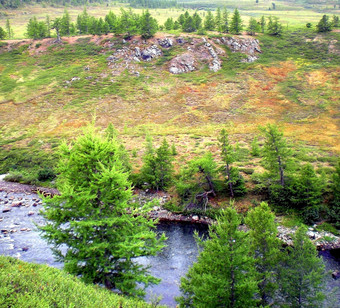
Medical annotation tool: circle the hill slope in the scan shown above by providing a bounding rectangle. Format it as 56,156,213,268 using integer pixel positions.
0,30,339,173
0,256,155,307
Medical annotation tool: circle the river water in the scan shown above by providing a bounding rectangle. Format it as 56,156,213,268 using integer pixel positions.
0,190,339,307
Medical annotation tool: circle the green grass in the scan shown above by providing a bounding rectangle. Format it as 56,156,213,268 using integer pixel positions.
0,256,154,308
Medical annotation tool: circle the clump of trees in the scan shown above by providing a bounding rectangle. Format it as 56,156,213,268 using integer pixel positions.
177,203,328,307
25,8,159,40
164,8,243,35
39,125,166,297
132,124,337,227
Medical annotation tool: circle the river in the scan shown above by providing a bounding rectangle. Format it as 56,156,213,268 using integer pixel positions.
0,189,340,307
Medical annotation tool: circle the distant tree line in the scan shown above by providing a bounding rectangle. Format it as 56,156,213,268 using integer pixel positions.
125,0,177,9
163,8,285,36
131,124,339,226
0,0,176,8
23,8,158,40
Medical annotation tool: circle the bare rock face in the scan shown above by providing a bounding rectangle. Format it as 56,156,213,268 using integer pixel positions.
168,37,224,74
217,36,261,61
169,53,197,74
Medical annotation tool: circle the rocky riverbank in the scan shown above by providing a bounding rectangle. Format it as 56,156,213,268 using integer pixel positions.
1,180,339,251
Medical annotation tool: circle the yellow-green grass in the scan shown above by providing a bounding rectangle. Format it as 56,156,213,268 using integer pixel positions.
0,256,156,308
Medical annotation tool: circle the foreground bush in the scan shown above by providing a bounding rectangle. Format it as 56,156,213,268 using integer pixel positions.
0,256,153,308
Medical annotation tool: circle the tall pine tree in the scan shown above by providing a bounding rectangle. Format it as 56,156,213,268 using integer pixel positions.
177,207,258,307
278,226,326,307
230,9,243,35
246,202,282,306
39,126,165,297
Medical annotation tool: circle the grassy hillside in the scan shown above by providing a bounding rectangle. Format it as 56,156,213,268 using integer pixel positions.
0,27,339,178
0,256,155,307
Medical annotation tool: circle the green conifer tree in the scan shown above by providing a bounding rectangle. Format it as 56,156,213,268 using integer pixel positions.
215,7,222,33
140,10,158,39
260,124,291,186
293,163,324,224
267,16,283,36
246,202,282,306
329,159,340,227
177,207,258,307
120,8,139,39
260,15,266,33
39,127,166,297
251,136,260,157
164,17,174,30
278,226,326,307
60,9,71,36
176,152,218,211
192,11,202,31
0,26,6,40
221,7,229,33
317,15,332,32
5,18,13,39
204,10,215,31
247,17,260,36
230,9,243,35
141,137,173,191
183,16,195,32
46,15,51,37
218,129,246,197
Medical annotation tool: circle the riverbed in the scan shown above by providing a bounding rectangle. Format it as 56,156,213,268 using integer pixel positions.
0,188,340,307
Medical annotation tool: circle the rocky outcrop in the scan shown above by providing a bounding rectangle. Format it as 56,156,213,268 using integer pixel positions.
217,36,261,62
277,225,340,250
169,52,197,74
168,37,224,74
104,35,262,76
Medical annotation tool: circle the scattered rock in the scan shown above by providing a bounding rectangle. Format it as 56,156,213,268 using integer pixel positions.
241,55,259,63
2,208,11,213
209,58,221,72
141,45,162,61
71,77,80,82
135,47,141,57
176,37,185,44
28,211,34,216
192,215,199,221
22,247,29,252
158,38,173,48
332,270,340,280
11,201,22,207
20,228,31,232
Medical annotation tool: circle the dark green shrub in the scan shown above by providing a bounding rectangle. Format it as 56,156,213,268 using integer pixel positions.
37,168,56,181
302,206,320,224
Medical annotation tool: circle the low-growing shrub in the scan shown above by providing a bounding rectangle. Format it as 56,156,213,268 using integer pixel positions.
37,168,56,181
4,171,38,185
